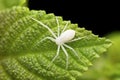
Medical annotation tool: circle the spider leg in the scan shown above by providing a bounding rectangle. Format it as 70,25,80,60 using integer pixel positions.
68,37,85,43
61,21,69,33
40,37,55,42
63,44,80,59
48,45,60,68
31,17,57,38
51,45,60,63
56,17,60,37
32,37,55,48
61,45,69,69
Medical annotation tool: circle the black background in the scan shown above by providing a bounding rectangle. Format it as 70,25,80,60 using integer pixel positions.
28,0,120,37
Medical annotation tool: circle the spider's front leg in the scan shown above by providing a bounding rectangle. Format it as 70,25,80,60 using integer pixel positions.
40,37,55,42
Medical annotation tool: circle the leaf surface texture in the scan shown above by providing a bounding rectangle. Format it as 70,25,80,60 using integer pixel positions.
0,7,111,80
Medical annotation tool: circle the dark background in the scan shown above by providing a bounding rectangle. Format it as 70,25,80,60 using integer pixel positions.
28,0,120,37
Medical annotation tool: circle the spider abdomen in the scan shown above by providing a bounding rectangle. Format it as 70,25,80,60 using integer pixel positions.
55,30,75,45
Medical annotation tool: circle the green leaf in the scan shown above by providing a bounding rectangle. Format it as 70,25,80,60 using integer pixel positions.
0,0,27,10
0,7,111,80
107,31,120,63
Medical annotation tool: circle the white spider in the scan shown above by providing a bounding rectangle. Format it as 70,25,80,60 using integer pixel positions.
31,17,83,69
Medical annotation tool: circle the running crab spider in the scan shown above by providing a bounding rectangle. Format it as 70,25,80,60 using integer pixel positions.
31,17,84,69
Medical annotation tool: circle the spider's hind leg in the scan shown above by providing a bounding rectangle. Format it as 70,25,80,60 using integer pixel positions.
68,37,85,43
63,44,80,60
